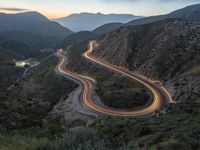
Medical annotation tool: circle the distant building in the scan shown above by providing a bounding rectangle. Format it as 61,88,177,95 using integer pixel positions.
15,61,30,68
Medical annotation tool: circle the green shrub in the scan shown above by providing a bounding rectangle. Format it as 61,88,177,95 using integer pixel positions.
40,128,107,150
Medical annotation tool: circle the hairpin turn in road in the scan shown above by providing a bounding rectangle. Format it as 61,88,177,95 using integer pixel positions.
55,41,175,117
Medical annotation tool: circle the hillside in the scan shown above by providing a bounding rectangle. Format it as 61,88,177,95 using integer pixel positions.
0,37,33,62
59,31,99,48
93,22,124,34
0,11,73,39
93,4,200,35
0,6,200,150
0,37,34,90
54,12,142,32
0,52,77,150
92,19,200,102
0,31,60,51
60,37,151,110
0,11,73,50
127,3,200,26
40,102,200,150
44,18,200,150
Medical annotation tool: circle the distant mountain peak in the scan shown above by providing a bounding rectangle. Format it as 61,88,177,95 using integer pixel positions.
11,11,44,16
14,11,49,21
0,11,73,40
54,12,143,32
127,3,200,26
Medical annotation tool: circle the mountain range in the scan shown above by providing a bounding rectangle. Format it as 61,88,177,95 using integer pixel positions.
127,3,200,26
0,11,73,50
93,4,200,34
0,11,73,38
54,12,142,32
1,4,199,51
57,4,200,49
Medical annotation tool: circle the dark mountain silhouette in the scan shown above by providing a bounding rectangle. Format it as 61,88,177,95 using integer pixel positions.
93,4,200,35
0,11,73,39
127,4,200,26
0,11,74,50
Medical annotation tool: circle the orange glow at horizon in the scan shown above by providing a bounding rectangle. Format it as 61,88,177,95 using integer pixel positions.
43,12,70,19
0,9,70,19
0,0,199,19
0,9,160,19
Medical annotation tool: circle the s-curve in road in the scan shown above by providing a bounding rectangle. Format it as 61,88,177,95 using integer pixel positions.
55,42,175,117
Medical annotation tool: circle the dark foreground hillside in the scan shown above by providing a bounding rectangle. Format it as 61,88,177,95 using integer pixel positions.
0,38,77,149
40,102,200,150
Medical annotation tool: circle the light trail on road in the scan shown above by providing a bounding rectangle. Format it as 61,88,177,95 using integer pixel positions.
55,41,175,117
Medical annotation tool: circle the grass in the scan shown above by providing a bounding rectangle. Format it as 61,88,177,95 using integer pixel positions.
0,134,48,150
38,102,200,150
39,128,106,150
90,103,200,149
0,54,77,149
0,121,64,150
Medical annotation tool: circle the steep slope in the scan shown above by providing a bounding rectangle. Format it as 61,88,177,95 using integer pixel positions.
169,3,200,20
0,54,77,149
127,3,200,26
54,12,142,32
0,11,73,40
0,37,32,88
0,11,74,50
59,31,99,48
0,37,33,62
0,31,60,50
93,22,124,34
91,4,200,36
40,102,200,150
92,19,200,102
60,39,150,110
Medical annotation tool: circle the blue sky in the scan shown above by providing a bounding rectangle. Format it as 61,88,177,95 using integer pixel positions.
0,0,199,18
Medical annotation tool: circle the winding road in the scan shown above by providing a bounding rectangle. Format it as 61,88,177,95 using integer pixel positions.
55,41,175,117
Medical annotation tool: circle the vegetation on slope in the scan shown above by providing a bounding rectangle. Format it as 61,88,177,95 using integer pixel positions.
93,19,200,102
58,31,99,49
61,41,151,109
0,52,77,149
0,31,60,51
38,102,200,150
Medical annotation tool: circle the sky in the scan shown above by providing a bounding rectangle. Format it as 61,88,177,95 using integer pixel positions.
0,0,199,19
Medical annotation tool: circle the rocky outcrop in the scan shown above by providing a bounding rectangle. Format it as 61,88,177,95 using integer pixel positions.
166,75,200,102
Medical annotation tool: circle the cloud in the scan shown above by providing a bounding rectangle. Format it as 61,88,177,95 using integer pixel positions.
158,0,199,3
100,0,200,2
0,7,28,12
